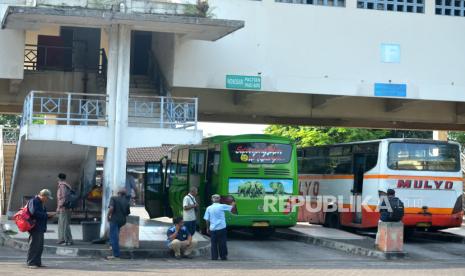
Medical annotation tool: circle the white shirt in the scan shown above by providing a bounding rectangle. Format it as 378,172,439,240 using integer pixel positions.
203,203,233,231
183,194,197,222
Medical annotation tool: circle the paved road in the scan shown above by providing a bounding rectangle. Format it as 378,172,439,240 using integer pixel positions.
2,231,465,276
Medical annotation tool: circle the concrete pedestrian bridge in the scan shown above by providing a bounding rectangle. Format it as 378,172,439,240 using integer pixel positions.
0,0,465,234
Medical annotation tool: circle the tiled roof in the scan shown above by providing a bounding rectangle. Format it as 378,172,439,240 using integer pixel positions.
97,145,173,165
127,145,173,165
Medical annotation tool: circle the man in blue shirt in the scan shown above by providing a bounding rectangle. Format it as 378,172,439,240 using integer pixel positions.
203,194,235,261
27,189,55,268
166,217,197,259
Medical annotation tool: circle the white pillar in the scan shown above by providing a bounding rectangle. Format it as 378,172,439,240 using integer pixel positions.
101,24,131,237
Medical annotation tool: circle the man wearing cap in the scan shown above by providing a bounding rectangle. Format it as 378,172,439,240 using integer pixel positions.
106,188,130,260
203,194,235,261
27,189,55,268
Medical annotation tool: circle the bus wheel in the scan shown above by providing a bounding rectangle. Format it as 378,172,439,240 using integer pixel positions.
324,212,341,229
404,228,415,240
252,227,275,239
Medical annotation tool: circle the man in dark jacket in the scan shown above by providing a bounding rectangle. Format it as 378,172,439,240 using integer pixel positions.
106,188,130,260
27,189,55,268
379,189,404,222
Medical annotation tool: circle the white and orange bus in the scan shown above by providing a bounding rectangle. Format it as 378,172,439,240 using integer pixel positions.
297,139,463,231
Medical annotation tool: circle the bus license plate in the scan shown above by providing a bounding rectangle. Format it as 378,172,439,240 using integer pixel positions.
253,222,269,227
416,222,431,228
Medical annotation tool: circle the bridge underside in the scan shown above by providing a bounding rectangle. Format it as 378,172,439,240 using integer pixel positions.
172,88,465,131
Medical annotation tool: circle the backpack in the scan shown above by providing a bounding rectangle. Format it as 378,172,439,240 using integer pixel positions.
388,197,404,222
63,186,80,209
13,202,35,232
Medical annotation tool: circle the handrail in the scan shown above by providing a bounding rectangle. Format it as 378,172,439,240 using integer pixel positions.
128,95,198,129
1,127,20,144
28,90,109,98
21,91,108,127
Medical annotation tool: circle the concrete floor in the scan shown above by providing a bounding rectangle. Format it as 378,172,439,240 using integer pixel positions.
2,229,465,275
3,207,465,275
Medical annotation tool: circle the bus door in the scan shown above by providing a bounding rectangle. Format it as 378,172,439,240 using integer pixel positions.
205,150,216,202
352,154,366,224
189,150,206,191
144,161,166,218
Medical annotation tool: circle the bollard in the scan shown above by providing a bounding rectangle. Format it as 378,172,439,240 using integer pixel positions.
376,221,404,252
119,215,140,249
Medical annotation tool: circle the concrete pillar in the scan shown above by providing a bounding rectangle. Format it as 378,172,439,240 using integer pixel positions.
101,24,131,237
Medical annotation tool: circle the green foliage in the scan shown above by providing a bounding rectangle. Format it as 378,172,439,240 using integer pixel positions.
0,114,20,128
184,0,213,17
448,131,465,145
264,125,433,147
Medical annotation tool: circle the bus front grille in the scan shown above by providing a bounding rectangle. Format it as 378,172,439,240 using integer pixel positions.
264,168,290,176
232,168,260,175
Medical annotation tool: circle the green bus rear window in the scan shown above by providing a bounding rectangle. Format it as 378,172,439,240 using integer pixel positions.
228,143,292,164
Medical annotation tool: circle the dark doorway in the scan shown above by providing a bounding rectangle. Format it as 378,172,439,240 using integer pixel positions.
352,154,366,224
131,31,152,75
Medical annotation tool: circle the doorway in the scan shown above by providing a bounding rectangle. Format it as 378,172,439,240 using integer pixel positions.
131,31,152,75
352,154,366,224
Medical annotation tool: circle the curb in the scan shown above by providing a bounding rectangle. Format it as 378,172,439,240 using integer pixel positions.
0,223,210,259
274,229,407,260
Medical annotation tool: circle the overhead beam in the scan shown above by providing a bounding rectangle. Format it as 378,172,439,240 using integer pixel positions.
384,99,416,113
311,95,345,109
456,102,465,116
199,113,465,131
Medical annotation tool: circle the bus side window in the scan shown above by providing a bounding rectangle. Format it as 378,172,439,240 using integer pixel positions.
213,152,220,175
190,151,206,175
178,148,189,175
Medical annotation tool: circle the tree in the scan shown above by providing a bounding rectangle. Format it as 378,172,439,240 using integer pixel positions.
448,131,465,145
264,125,432,147
0,114,20,128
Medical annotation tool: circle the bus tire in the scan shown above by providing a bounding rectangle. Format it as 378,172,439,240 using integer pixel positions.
404,228,415,240
324,212,341,229
252,227,275,239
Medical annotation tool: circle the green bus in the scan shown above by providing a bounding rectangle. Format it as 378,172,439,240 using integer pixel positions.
144,134,299,234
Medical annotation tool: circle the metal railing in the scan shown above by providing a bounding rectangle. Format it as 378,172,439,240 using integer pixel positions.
24,44,74,71
2,128,20,144
21,91,108,127
24,44,107,75
128,95,198,129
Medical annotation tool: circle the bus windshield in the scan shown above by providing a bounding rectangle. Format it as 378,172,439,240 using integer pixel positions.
228,142,292,164
388,142,460,172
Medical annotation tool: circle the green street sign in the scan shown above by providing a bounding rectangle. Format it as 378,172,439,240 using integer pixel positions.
226,75,261,90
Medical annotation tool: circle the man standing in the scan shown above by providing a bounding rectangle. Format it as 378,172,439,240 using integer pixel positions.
107,188,130,260
379,189,404,222
125,173,137,206
203,194,235,261
166,217,197,259
183,187,198,236
27,189,55,268
56,173,73,246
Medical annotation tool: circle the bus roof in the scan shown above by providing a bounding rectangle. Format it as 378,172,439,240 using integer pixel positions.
300,138,460,148
203,134,293,144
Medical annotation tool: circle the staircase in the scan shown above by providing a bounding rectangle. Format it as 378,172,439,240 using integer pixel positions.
129,75,162,127
3,144,16,214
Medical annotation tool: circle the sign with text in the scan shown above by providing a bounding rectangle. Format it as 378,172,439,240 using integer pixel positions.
381,43,401,63
374,83,407,97
226,75,261,90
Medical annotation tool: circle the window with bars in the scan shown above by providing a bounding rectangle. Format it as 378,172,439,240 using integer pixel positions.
275,0,346,7
357,0,424,13
436,0,465,16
